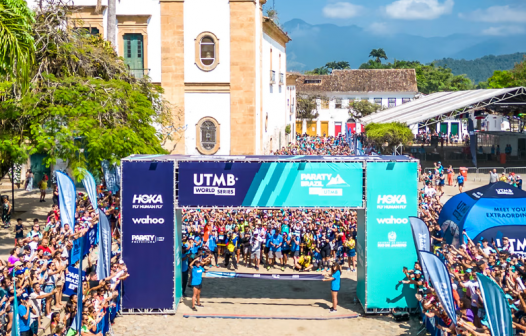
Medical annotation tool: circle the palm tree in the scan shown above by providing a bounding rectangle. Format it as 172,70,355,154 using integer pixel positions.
369,48,388,63
0,0,35,90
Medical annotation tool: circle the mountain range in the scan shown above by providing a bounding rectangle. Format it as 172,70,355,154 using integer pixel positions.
283,19,526,73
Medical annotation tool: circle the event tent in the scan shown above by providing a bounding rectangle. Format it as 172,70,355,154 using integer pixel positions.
439,182,526,251
360,87,526,127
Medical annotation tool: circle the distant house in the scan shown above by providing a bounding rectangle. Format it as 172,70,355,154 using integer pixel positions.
295,69,418,137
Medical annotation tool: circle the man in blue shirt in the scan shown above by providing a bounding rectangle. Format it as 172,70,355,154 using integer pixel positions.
268,230,284,271
19,293,36,336
455,172,465,193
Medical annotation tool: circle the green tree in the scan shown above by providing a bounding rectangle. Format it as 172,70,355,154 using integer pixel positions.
369,48,388,63
305,67,329,75
0,0,35,90
349,100,384,117
325,61,350,71
296,94,321,120
484,58,526,88
364,122,413,154
0,0,175,180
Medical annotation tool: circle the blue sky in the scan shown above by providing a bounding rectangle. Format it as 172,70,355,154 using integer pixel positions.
265,0,526,37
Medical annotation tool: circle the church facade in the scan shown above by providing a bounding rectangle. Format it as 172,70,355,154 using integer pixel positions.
28,0,293,155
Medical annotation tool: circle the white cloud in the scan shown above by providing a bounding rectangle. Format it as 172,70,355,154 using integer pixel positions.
459,6,526,23
366,22,393,35
323,2,364,19
482,26,525,36
385,0,454,20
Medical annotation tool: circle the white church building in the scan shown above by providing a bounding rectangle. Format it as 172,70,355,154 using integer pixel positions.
26,0,294,155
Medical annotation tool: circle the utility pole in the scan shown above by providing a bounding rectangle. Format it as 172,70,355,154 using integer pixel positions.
11,163,15,214
107,0,117,48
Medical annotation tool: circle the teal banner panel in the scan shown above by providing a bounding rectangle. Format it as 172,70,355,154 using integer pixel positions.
356,209,366,306
365,162,418,309
179,162,364,208
244,162,363,207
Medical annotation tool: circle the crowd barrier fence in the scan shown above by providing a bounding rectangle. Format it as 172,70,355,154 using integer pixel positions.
423,167,526,183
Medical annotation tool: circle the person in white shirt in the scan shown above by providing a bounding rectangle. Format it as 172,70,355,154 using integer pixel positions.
29,283,56,333
250,232,264,271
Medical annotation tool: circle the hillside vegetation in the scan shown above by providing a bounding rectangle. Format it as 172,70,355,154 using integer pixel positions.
434,53,526,83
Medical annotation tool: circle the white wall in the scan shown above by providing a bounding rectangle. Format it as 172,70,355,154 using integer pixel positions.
262,33,287,153
184,0,230,83
184,93,231,155
312,92,415,136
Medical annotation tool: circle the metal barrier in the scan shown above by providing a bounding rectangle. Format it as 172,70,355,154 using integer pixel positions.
423,166,526,182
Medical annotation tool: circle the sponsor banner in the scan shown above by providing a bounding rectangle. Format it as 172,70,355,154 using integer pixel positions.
102,160,120,193
474,225,526,256
419,251,457,326
409,217,431,253
204,272,324,281
83,223,98,258
56,171,76,229
70,237,82,265
80,168,98,209
365,162,418,309
122,161,175,310
97,210,112,280
477,273,513,336
178,162,363,207
63,266,87,296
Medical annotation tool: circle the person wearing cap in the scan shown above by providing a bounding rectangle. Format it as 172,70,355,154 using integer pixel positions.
18,292,37,336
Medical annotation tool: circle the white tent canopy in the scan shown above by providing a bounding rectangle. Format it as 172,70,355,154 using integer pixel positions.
360,87,526,127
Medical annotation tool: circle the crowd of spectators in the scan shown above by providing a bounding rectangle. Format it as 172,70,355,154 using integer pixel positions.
272,134,374,156
401,162,526,335
0,184,127,336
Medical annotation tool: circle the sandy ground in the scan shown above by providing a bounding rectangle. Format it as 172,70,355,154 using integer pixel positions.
0,181,487,336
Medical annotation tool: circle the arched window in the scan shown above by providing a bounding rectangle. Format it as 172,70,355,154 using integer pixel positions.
195,32,220,71
200,36,215,65
200,120,216,150
196,117,220,154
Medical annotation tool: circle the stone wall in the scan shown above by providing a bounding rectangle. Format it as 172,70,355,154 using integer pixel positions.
229,1,256,155
160,0,186,154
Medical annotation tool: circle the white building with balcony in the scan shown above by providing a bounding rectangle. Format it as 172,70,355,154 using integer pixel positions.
295,69,418,137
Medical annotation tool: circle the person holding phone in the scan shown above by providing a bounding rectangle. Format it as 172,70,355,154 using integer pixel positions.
18,292,37,336
323,263,342,313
